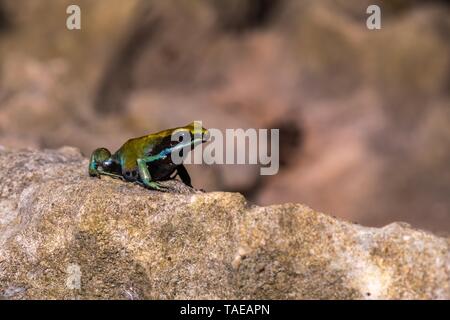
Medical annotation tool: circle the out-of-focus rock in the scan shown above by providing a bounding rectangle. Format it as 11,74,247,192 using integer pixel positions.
0,148,448,299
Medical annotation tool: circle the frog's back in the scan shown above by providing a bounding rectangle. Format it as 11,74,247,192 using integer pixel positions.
114,135,156,171
113,128,178,173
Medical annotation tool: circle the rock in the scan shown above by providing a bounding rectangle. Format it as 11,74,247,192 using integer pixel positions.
0,147,448,300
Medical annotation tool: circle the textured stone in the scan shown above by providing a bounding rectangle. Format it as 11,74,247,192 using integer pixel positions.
0,147,448,299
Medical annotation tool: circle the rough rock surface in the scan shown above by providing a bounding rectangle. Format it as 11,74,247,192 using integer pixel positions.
0,147,449,300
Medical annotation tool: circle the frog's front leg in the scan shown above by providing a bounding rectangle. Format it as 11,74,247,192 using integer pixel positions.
176,164,193,188
136,154,169,191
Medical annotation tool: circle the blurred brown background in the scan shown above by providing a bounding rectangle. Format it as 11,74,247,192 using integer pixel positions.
0,0,448,232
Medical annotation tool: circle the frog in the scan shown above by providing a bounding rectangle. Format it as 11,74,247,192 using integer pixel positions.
88,121,209,191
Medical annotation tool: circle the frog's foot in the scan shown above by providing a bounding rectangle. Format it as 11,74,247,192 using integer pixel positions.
138,180,170,192
149,181,171,192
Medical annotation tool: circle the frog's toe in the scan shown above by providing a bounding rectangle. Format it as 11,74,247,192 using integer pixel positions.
155,184,171,192
146,181,170,192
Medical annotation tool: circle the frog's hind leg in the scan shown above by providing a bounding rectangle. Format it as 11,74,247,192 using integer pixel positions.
89,148,110,177
89,148,124,181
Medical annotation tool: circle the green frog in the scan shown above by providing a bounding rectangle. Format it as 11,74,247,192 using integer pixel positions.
89,121,209,191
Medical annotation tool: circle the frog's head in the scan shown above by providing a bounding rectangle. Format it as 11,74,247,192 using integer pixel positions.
171,121,210,149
